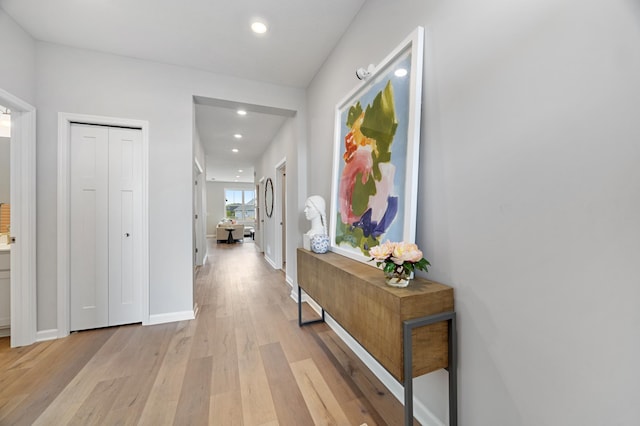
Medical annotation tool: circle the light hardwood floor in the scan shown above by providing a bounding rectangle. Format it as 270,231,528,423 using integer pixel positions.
0,239,415,425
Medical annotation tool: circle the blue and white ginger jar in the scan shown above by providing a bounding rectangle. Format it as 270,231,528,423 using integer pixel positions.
310,234,330,254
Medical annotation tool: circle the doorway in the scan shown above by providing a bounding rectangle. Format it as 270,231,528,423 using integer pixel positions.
58,113,150,337
193,158,206,267
0,88,36,348
0,104,11,338
275,159,286,271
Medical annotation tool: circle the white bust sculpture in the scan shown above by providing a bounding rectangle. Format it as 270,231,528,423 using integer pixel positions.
303,195,327,250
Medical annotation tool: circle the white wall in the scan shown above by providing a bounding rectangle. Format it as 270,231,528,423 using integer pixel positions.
256,117,302,286
205,181,255,235
0,9,36,105
0,137,9,204
35,41,306,330
307,0,640,424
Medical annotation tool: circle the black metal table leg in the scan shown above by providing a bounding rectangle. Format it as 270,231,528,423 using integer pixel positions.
297,285,325,327
403,311,457,426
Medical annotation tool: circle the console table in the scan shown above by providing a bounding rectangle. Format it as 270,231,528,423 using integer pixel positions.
297,248,457,426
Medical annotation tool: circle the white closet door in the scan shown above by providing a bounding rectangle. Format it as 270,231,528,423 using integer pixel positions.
70,124,142,331
108,127,142,326
70,124,109,331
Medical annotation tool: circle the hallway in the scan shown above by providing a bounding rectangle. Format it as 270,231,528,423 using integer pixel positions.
0,239,410,425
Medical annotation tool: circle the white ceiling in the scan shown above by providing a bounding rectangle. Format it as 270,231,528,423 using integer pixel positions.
0,0,366,182
194,97,295,183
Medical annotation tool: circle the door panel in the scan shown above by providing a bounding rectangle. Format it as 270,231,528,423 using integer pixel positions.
108,128,142,326
70,124,109,331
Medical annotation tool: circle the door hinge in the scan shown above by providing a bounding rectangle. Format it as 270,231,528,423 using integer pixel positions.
195,248,198,253
195,214,198,219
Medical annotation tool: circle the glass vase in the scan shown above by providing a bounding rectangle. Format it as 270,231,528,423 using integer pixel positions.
384,269,411,288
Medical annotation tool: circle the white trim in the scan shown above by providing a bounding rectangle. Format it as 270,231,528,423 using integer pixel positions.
264,254,278,270
273,158,286,269
148,310,195,325
194,157,204,174
1,88,37,348
36,329,59,342
57,112,150,338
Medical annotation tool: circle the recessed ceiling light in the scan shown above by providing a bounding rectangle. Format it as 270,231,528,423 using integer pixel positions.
237,109,247,116
232,148,239,153
251,21,268,34
238,169,243,173
234,133,242,139
236,175,240,178
394,68,408,77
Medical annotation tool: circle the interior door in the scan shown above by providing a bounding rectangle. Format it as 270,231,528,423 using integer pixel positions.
70,124,109,330
108,127,142,326
70,124,142,331
280,168,286,270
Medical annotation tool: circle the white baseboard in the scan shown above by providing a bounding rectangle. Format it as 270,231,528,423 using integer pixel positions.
148,310,195,325
264,255,277,269
303,298,444,426
36,329,60,342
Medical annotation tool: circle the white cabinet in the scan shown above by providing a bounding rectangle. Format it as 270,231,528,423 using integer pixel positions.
0,250,9,335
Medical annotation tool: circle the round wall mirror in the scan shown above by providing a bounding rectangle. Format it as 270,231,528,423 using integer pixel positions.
265,178,274,218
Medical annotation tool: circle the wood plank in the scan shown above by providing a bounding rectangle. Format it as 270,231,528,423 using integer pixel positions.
209,391,244,426
0,394,29,425
173,356,213,425
235,303,278,425
302,324,387,425
210,315,241,395
1,339,54,371
67,377,126,426
290,357,351,425
102,324,176,425
138,319,197,426
3,328,115,426
317,330,418,426
260,342,315,425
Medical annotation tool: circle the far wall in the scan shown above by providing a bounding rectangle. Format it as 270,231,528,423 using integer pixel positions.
206,181,255,235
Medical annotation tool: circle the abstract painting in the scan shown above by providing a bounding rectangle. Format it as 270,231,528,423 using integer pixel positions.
329,27,424,263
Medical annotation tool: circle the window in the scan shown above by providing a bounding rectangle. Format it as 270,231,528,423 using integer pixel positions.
225,189,255,221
